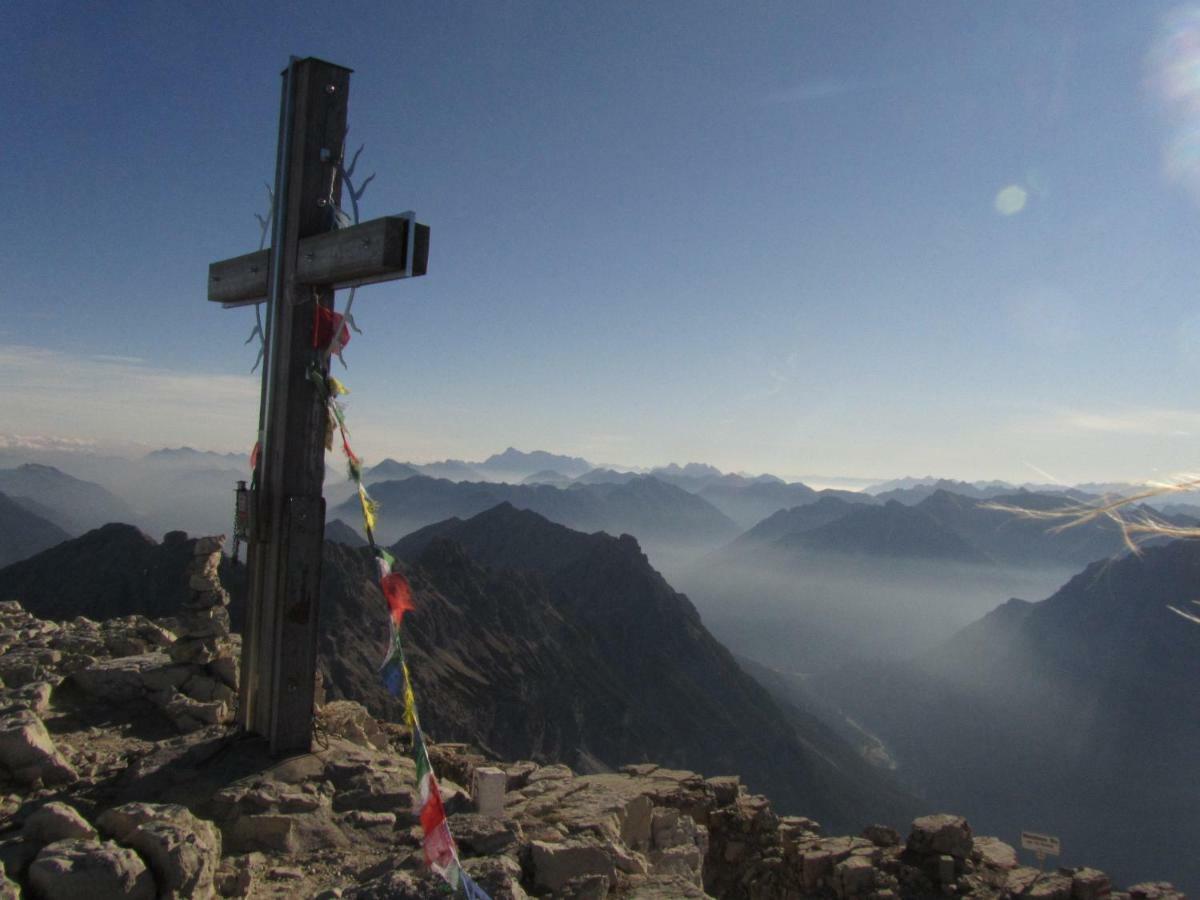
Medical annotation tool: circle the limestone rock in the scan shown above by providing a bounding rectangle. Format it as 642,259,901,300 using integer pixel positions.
168,636,230,666
973,835,1018,870
213,856,254,898
526,763,574,783
705,775,741,805
327,761,415,816
180,672,236,705
0,680,53,715
193,536,225,556
929,853,956,885
861,824,901,848
344,810,396,830
440,777,473,816
1127,882,1185,900
1071,867,1112,900
530,838,617,892
177,606,230,639
0,709,76,784
907,813,973,860
188,552,223,592
223,814,300,854
71,653,172,703
215,779,349,856
501,760,538,790
162,691,231,732
319,700,389,750
647,806,704,883
24,802,97,844
97,802,221,900
102,619,175,655
341,867,435,899
556,874,609,899
138,663,192,693
1025,871,1074,899
460,854,529,900
187,589,229,610
449,813,524,857
208,654,239,689
834,854,876,897
28,838,156,900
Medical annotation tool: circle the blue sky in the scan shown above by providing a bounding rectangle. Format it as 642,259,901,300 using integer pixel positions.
4,1,1200,483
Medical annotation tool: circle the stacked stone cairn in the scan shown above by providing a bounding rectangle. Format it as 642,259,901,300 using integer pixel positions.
23,534,243,736
160,536,239,729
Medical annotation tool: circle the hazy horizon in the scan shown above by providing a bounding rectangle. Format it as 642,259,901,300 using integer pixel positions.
0,430,1183,493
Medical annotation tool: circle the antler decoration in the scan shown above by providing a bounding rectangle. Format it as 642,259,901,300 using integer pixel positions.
245,182,274,372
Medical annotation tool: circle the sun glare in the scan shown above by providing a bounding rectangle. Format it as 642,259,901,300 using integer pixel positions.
994,184,1028,216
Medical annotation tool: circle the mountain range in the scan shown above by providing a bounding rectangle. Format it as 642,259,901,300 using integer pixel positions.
0,492,71,567
0,524,207,621
361,448,595,486
2,485,1198,890
332,474,740,551
317,503,916,832
676,487,1175,675
719,488,1196,570
810,538,1200,892
0,508,915,834
0,464,134,534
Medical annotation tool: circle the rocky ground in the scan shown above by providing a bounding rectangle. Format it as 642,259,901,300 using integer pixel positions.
0,538,1186,899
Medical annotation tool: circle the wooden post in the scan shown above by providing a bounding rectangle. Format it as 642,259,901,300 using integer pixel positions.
238,57,350,754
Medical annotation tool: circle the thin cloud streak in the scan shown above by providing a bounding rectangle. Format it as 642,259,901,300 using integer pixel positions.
1059,407,1200,436
0,344,258,451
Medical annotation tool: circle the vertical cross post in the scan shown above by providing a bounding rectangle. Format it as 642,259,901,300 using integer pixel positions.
238,57,351,754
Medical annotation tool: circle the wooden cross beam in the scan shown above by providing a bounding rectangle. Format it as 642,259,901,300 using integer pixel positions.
208,215,430,306
207,56,429,755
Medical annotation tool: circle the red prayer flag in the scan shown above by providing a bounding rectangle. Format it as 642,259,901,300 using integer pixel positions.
381,572,415,626
420,782,455,869
419,776,447,834
313,306,351,353
424,819,457,871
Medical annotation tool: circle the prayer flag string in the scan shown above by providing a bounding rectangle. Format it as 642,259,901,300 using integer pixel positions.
307,351,488,899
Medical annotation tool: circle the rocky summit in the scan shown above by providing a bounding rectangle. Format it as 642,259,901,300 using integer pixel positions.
0,536,1185,898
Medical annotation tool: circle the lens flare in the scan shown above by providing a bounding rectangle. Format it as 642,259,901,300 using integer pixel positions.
994,185,1028,216
1150,6,1200,200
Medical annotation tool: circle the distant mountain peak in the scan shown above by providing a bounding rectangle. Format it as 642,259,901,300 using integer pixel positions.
652,462,724,478
478,448,593,478
15,463,66,476
0,492,71,567
145,447,241,462
779,498,991,563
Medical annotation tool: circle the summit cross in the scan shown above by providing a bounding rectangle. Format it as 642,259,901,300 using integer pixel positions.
206,57,429,755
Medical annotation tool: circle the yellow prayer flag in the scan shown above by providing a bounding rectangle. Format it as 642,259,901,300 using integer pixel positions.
358,484,377,534
402,662,417,728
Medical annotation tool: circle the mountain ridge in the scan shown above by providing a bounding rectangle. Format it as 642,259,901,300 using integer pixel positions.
319,502,916,831
815,538,1200,892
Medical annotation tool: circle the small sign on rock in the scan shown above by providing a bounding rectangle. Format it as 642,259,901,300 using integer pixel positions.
1021,830,1061,871
1020,831,1061,856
